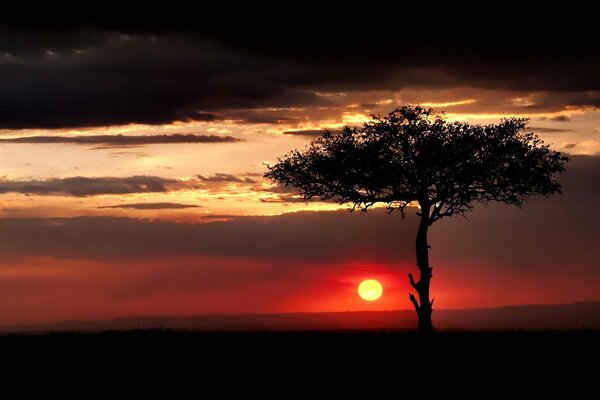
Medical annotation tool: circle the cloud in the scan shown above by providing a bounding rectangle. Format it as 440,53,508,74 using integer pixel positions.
0,173,262,198
257,182,309,203
550,115,571,122
565,141,600,155
0,34,323,129
259,195,305,203
197,173,257,184
0,176,178,196
283,129,341,138
524,91,600,110
0,6,598,128
529,127,573,133
0,134,241,146
97,202,201,210
195,172,260,194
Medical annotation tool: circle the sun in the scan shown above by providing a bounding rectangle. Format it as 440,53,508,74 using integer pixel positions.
358,279,383,301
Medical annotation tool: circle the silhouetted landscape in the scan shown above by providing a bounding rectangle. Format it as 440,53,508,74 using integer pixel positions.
1,6,599,362
5,301,598,334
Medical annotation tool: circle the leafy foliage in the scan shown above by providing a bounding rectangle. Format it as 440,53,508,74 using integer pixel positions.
266,106,567,224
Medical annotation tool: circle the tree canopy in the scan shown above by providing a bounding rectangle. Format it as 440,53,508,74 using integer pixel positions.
266,106,567,223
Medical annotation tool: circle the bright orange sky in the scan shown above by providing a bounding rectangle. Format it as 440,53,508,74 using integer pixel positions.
0,101,597,221
0,6,599,328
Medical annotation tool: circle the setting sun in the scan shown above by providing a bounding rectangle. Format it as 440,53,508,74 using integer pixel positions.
358,279,383,301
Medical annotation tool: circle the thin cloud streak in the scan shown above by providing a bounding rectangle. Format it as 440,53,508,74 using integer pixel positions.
283,129,342,138
97,202,202,210
0,176,177,196
0,134,242,146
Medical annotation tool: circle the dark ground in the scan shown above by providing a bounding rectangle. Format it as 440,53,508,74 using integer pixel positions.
4,328,597,358
1,329,596,393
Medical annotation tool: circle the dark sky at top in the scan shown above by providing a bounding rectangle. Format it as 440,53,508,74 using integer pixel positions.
1,3,599,128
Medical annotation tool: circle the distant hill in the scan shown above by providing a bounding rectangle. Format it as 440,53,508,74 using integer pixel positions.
6,301,600,333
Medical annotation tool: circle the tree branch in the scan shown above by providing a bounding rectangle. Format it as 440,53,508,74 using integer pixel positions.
409,293,420,312
408,273,419,289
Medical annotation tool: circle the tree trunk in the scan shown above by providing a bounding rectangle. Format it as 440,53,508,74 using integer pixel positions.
409,202,433,333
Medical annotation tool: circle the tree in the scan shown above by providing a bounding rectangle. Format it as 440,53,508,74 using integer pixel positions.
265,105,568,332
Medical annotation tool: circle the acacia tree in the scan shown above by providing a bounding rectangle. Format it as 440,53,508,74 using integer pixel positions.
265,105,567,332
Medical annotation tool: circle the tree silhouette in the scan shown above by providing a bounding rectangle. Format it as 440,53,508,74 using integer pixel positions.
265,105,568,332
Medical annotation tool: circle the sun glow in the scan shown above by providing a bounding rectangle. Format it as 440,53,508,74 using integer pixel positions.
358,279,383,301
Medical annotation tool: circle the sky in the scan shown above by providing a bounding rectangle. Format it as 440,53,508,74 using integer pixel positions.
0,4,598,326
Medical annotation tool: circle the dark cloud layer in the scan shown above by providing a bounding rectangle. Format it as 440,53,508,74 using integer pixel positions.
0,176,176,196
0,5,598,128
3,4,598,69
0,209,415,263
0,134,241,145
98,202,201,210
0,33,322,129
